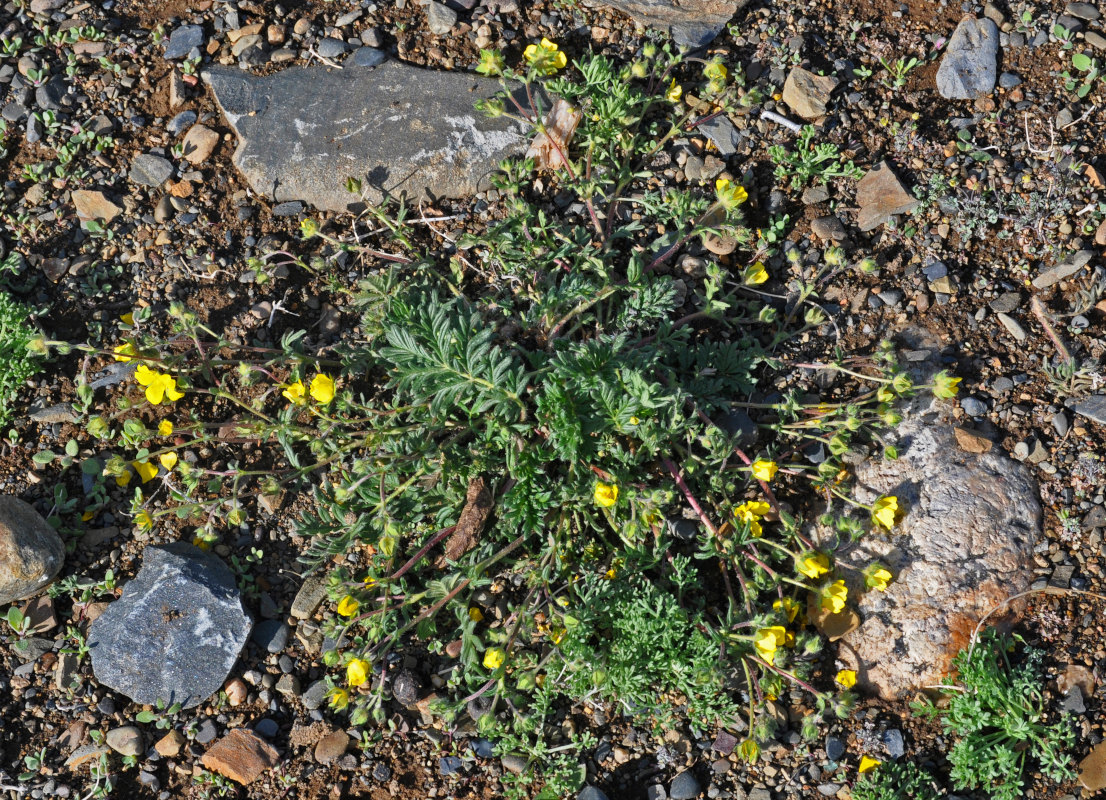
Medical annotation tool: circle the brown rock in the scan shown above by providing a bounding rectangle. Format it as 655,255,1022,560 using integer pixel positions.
169,71,187,110
594,0,747,48
1081,740,1106,791
71,189,123,223
201,729,280,785
781,67,839,119
1058,664,1096,697
0,496,66,606
807,598,860,641
1095,217,1106,246
227,23,264,43
224,677,248,706
181,124,219,166
313,730,350,764
855,161,919,232
22,594,57,632
954,426,993,453
835,411,1039,699
155,729,186,757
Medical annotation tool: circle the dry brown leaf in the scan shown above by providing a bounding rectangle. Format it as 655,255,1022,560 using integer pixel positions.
525,98,582,171
806,592,860,641
438,476,494,566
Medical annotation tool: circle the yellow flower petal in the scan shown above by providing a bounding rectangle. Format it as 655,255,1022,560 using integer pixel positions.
797,552,831,579
483,647,506,670
859,756,881,774
820,580,848,614
282,381,306,405
347,657,370,687
310,373,336,404
158,452,178,471
133,460,158,483
835,669,857,688
871,496,898,529
468,607,484,622
751,459,778,482
158,420,174,436
337,595,360,617
114,469,132,487
593,481,618,507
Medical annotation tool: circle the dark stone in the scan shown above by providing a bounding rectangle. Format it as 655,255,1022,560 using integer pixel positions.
439,756,463,775
825,735,846,761
1074,395,1106,425
883,728,905,758
715,409,757,447
129,153,173,187
250,620,289,654
669,771,701,800
316,37,347,59
697,115,740,156
167,110,198,137
350,47,387,68
936,17,999,100
392,668,420,705
164,25,205,60
254,718,279,738
203,61,542,213
87,543,252,709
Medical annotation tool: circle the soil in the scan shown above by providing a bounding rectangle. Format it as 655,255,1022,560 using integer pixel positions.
1,0,1105,797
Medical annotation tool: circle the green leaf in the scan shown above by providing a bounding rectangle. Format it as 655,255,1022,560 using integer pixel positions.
65,439,78,457
1072,52,1093,71
32,450,55,465
135,710,157,723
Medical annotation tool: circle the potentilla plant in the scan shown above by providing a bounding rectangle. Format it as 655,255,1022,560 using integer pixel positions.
36,39,963,800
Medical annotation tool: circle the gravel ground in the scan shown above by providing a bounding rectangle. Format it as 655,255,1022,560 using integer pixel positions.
1,0,1105,797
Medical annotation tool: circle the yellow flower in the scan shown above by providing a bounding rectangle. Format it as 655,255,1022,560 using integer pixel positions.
933,370,962,399
773,596,800,623
820,580,848,614
859,756,881,774
134,510,153,531
468,607,484,622
629,416,640,425
751,459,778,482
483,647,506,670
715,178,749,210
337,595,360,617
133,460,158,483
347,658,370,687
734,500,770,537
134,365,184,405
797,552,831,579
120,312,134,326
328,688,350,710
665,79,682,102
523,37,567,76
310,373,336,404
192,535,212,551
864,563,893,591
754,626,788,660
703,59,728,83
158,451,178,471
877,386,895,403
743,261,769,285
113,342,139,362
835,669,857,688
158,420,174,436
115,469,132,487
593,481,618,507
871,495,899,529
282,380,307,405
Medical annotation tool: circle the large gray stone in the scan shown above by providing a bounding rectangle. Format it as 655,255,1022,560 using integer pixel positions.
936,17,999,99
0,496,64,605
88,543,252,709
782,67,839,119
164,25,205,60
597,0,748,48
203,62,539,213
832,402,1039,699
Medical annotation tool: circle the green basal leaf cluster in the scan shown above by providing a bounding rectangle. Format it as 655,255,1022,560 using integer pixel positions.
912,628,1076,800
852,760,943,800
0,289,44,430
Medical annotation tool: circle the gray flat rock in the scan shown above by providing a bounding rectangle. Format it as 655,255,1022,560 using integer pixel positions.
937,17,999,99
88,543,252,709
698,114,740,156
835,403,1039,699
164,25,205,60
203,62,540,213
1074,395,1106,425
855,160,918,231
1032,249,1093,289
593,0,747,48
0,496,64,605
129,153,173,187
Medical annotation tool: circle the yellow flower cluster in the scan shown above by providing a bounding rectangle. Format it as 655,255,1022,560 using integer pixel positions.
754,625,792,660
283,373,336,406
